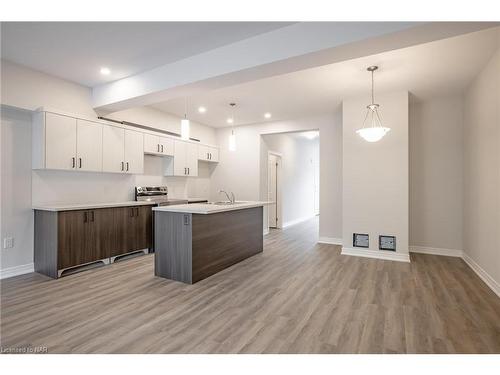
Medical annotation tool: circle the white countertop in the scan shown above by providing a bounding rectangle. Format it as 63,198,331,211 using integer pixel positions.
152,201,270,214
33,201,156,212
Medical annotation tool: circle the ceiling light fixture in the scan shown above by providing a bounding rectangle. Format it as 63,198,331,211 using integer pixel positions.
356,66,390,142
264,112,272,119
100,67,111,75
228,103,237,152
181,97,190,140
198,106,206,113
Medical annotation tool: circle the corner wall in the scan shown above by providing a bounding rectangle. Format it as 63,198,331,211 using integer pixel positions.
463,44,500,294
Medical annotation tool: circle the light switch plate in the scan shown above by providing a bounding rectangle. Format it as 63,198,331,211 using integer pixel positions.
3,237,14,249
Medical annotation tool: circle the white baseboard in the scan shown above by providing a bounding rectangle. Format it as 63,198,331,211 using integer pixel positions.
282,215,316,229
0,263,34,279
341,247,410,263
263,229,270,235
318,237,343,245
462,253,500,298
410,246,463,257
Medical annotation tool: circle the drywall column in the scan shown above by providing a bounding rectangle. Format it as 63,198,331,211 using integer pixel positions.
342,91,409,262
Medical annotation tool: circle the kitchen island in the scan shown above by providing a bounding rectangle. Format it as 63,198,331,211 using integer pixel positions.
153,201,268,284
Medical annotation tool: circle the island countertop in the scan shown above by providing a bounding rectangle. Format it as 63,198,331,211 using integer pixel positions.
152,201,270,214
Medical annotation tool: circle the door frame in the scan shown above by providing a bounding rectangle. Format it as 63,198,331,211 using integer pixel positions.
267,151,283,230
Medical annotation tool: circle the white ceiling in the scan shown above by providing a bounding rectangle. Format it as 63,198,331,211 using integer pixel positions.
151,27,499,128
0,22,293,87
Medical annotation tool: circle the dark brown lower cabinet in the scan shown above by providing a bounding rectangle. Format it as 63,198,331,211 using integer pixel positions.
58,209,114,269
34,205,153,278
112,206,152,258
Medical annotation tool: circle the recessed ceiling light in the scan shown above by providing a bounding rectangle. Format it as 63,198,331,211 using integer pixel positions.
100,67,111,75
264,112,272,119
227,118,234,124
198,106,206,113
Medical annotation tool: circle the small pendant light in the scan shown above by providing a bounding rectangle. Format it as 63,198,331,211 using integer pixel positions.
228,103,237,151
356,66,390,142
181,97,190,140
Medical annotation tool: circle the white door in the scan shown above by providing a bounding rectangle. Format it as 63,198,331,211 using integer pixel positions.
268,154,278,228
159,137,174,156
173,140,187,176
45,112,77,170
144,133,160,154
76,119,102,172
102,125,125,173
186,142,199,176
124,130,144,174
209,147,219,162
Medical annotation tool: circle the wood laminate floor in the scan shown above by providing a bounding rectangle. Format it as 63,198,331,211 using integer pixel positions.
1,217,499,353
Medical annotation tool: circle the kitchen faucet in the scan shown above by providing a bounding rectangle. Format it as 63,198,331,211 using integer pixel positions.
219,190,235,204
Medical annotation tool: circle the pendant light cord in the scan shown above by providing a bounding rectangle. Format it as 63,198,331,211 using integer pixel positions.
371,69,375,105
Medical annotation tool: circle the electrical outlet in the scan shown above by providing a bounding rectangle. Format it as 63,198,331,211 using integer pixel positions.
3,237,14,249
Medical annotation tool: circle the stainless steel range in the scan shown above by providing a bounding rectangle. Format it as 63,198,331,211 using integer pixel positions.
135,186,188,206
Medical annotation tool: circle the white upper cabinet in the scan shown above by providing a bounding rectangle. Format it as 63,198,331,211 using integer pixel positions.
144,133,161,154
103,126,144,174
159,137,174,156
198,144,219,162
76,119,103,172
32,110,215,176
124,130,144,174
44,112,77,170
102,125,125,173
166,140,198,177
144,134,174,156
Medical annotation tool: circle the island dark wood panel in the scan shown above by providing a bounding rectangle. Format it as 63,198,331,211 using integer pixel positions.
154,206,263,284
191,207,263,282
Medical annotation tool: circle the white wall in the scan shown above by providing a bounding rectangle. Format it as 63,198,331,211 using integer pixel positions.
262,133,319,227
342,91,409,257
463,44,500,291
409,94,463,251
211,111,342,240
0,107,34,271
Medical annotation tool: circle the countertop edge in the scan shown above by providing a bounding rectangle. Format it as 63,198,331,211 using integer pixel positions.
152,202,270,215
33,201,157,212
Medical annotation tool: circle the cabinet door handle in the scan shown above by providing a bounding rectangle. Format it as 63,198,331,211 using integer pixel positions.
91,211,94,222
72,157,76,168
188,167,190,175
84,211,88,223
126,162,129,171
121,161,124,171
157,144,160,152
161,144,164,153
136,207,139,217
79,158,82,169
130,208,134,217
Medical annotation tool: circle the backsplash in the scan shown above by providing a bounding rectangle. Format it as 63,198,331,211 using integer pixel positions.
32,155,212,205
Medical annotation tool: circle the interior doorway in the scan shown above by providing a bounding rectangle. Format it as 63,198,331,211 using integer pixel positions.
268,152,282,229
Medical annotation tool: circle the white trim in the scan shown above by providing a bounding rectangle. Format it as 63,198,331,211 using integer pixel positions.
318,237,343,245
0,263,34,279
410,246,463,257
283,215,316,229
462,253,500,298
263,229,270,235
341,247,410,263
